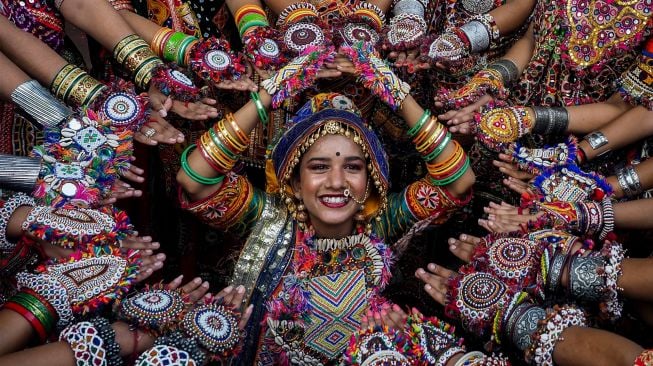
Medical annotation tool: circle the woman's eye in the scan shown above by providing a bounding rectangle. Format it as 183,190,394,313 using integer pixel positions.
309,164,328,171
345,164,363,171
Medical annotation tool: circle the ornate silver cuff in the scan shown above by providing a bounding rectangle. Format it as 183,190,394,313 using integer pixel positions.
487,59,519,84
531,106,569,135
506,303,546,351
617,165,644,198
584,131,609,150
569,255,605,302
460,21,490,53
10,80,73,128
0,154,42,193
547,251,568,293
392,0,425,18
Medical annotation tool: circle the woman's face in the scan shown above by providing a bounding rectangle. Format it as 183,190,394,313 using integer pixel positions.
292,133,368,238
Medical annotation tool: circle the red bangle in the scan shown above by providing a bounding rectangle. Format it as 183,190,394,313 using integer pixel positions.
3,301,48,342
21,288,58,322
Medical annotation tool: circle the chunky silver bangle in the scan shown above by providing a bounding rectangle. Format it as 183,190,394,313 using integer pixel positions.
547,251,568,293
506,303,546,351
0,154,42,193
0,193,35,253
487,59,519,84
392,0,425,17
531,106,569,135
599,197,615,241
10,80,73,128
617,165,643,198
569,255,604,302
460,20,490,53
584,131,609,150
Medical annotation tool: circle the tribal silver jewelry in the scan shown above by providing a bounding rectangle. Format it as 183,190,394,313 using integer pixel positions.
584,131,609,150
11,80,73,128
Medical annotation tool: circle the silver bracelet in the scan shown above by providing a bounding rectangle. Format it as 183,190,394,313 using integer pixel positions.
0,154,43,193
569,255,605,302
0,193,35,253
546,251,568,293
531,106,569,135
10,80,73,128
584,131,609,150
487,59,519,84
506,303,546,351
392,0,425,17
460,21,490,53
617,165,643,197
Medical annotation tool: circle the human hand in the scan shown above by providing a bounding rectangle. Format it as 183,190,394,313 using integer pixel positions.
415,263,456,306
434,69,505,111
479,201,540,233
437,94,492,134
382,13,427,52
135,114,185,145
169,97,219,120
448,233,483,262
148,84,173,118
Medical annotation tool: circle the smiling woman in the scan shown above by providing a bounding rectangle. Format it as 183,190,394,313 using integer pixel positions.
177,88,474,364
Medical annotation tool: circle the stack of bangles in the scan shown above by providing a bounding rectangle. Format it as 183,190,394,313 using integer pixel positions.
235,4,269,38
182,114,250,185
113,34,164,89
50,64,108,108
3,289,58,343
409,110,453,163
150,27,199,67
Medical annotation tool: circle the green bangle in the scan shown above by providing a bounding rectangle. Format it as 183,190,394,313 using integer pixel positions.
239,19,268,37
251,91,269,126
208,127,238,159
181,144,226,185
238,12,267,29
11,292,55,333
163,32,187,62
407,109,431,138
423,132,451,162
176,36,198,65
429,156,470,186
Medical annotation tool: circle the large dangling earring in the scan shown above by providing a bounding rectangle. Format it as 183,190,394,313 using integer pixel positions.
296,200,307,223
354,204,365,222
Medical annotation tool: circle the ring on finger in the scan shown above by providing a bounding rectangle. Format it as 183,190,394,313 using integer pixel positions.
143,128,156,138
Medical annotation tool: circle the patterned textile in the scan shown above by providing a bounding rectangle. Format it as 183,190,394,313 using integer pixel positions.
305,269,368,359
511,0,650,107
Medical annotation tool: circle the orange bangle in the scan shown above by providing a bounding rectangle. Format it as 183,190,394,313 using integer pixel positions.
217,119,247,152
201,134,235,172
151,28,174,58
413,117,437,146
427,144,464,176
416,123,446,153
427,141,462,172
224,113,250,144
235,5,267,24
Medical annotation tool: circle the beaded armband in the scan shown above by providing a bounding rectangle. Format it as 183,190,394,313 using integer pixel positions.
405,313,466,365
50,64,108,108
136,332,205,366
525,306,586,366
16,244,140,327
339,42,411,110
21,205,134,249
512,136,578,175
334,3,384,47
382,12,427,51
189,37,247,86
180,296,243,360
533,165,612,203
151,64,201,102
59,317,123,366
242,26,287,72
435,68,509,110
0,193,35,252
118,282,190,336
618,37,653,110
475,106,534,152
113,34,164,89
276,3,318,27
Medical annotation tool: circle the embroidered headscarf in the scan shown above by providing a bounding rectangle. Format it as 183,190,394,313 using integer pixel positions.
271,93,390,220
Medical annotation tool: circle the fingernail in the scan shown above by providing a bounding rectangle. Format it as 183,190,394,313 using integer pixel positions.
425,284,432,290
417,268,425,275
393,304,401,311
489,214,495,220
174,275,183,281
381,310,387,317
237,285,245,293
448,238,456,244
194,277,202,283
449,245,456,250
427,263,436,271
461,234,467,240
223,286,233,293
202,281,209,287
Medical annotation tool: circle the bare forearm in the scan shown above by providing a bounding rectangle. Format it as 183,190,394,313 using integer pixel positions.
0,52,31,99
489,0,535,36
578,104,653,159
0,311,34,356
619,257,653,302
567,94,635,135
59,0,135,49
500,22,535,74
553,326,642,366
0,17,67,84
614,198,653,229
117,10,163,44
